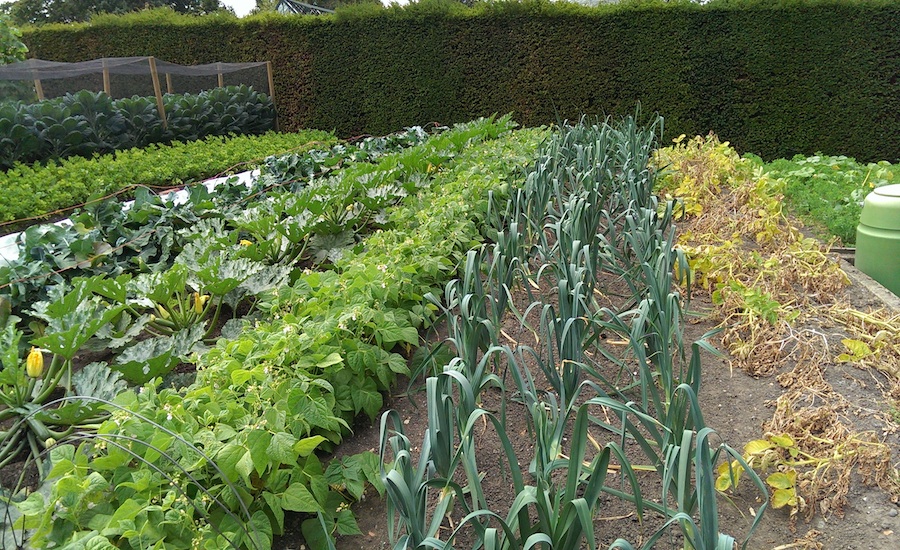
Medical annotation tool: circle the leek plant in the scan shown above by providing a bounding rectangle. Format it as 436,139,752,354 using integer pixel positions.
512,230,599,473
588,399,768,550
486,222,526,327
532,238,595,410
381,113,766,550
427,247,525,410
548,194,605,291
453,405,636,550
427,250,501,403
422,371,490,482
448,250,497,365
382,360,640,550
380,396,502,549
610,112,661,210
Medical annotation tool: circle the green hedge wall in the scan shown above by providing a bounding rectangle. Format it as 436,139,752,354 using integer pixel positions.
19,2,900,161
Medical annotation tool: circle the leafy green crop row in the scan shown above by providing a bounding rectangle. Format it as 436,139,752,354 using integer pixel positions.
0,126,432,312
756,154,899,245
0,129,335,231
12,118,548,549
0,85,275,169
0,124,439,503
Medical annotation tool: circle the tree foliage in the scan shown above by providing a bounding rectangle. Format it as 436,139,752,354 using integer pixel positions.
7,0,229,26
0,14,32,101
0,14,27,63
18,2,900,162
314,0,380,10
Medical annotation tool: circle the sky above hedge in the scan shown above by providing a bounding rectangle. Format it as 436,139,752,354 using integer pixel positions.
0,0,409,18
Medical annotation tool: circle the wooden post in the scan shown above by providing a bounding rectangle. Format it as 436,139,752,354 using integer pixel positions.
266,61,276,100
148,57,168,130
33,78,44,101
102,59,111,95
217,62,224,88
266,61,278,131
165,73,173,95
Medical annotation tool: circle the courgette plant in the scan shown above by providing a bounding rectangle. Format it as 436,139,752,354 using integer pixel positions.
0,279,124,470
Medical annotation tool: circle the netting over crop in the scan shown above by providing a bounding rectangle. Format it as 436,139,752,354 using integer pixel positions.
0,57,272,101
0,57,278,168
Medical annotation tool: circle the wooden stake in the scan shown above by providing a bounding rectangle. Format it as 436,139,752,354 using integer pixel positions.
266,61,276,99
266,61,279,132
102,59,111,95
148,57,167,130
33,78,44,101
217,62,224,88
165,73,173,95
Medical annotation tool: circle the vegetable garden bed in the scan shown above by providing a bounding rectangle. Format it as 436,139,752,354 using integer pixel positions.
328,122,900,550
0,117,546,549
0,115,897,550
0,129,336,232
326,128,900,549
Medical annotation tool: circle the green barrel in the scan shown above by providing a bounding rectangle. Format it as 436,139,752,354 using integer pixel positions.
856,183,900,297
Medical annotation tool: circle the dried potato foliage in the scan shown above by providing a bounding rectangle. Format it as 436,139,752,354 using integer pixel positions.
752,316,900,524
656,134,900,525
655,134,847,375
775,367,828,400
764,390,897,524
774,529,824,550
829,306,900,380
828,305,900,437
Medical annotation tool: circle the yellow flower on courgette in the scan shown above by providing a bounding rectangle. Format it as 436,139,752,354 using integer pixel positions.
193,292,209,314
156,304,170,319
26,347,44,378
239,239,253,246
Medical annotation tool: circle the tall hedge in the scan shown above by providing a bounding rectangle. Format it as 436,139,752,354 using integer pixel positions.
19,2,900,161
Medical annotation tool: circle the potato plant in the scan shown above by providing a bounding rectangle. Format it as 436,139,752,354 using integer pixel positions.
654,133,898,525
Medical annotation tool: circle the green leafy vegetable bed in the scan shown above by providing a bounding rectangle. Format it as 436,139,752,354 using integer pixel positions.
757,154,899,245
0,129,335,231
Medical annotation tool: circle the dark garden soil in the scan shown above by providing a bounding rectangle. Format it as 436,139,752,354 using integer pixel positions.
273,247,900,550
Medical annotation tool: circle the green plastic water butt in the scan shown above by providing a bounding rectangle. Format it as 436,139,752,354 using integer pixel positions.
856,183,900,297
